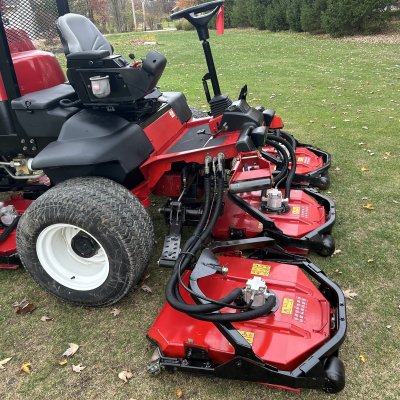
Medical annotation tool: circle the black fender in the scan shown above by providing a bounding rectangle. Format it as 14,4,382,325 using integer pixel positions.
31,109,154,186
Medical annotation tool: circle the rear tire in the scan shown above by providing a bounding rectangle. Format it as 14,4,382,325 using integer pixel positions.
17,177,154,307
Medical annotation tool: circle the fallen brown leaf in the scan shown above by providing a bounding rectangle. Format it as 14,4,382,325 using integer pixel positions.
367,259,374,263
58,359,68,366
359,354,366,363
176,388,183,398
360,167,369,172
110,308,121,317
13,299,36,315
344,289,358,300
335,269,343,274
40,315,53,322
331,249,342,256
72,364,85,373
20,362,32,374
62,343,80,357
118,370,133,383
141,285,153,294
0,357,12,369
362,203,375,210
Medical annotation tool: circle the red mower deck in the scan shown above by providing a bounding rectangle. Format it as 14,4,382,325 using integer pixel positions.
149,256,331,371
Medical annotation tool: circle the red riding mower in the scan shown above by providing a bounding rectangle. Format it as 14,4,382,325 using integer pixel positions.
0,0,345,392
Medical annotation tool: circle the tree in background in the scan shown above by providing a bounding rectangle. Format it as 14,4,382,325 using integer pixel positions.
63,0,398,36
300,0,327,33
286,0,302,32
265,0,289,31
322,0,393,36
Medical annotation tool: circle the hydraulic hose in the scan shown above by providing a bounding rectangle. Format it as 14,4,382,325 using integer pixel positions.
262,139,289,185
181,157,212,253
188,294,276,322
277,129,297,151
266,134,297,201
166,165,238,314
166,155,277,322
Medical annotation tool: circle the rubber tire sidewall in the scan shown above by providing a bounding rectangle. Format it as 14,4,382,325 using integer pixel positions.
17,177,154,307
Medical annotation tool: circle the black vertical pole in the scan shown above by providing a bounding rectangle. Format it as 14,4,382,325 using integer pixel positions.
56,0,70,16
202,40,221,97
0,13,21,100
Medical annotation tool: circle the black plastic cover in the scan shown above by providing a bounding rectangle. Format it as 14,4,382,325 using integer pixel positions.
263,109,276,126
235,125,257,153
0,101,14,135
67,50,167,107
221,99,264,131
11,84,76,111
250,126,267,147
32,109,154,184
67,50,110,60
163,92,192,123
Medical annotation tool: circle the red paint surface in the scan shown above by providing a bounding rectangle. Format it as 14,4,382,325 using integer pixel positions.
213,152,326,240
263,145,324,176
140,112,240,193
148,255,331,372
0,51,65,100
213,189,326,239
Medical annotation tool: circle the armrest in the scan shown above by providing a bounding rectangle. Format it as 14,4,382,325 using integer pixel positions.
67,50,110,60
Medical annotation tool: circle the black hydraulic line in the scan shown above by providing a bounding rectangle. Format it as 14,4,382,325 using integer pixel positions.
166,168,241,314
167,159,278,321
0,216,19,243
180,157,212,253
266,134,297,200
276,129,297,151
262,139,289,185
188,295,276,322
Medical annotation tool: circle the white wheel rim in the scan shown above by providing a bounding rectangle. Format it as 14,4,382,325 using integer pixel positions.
36,223,110,291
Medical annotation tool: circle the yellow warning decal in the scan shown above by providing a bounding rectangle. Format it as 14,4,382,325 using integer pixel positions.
238,330,255,345
281,298,294,315
292,206,301,215
297,157,304,163
251,263,271,276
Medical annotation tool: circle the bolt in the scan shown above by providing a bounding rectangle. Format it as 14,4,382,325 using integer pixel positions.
22,146,27,151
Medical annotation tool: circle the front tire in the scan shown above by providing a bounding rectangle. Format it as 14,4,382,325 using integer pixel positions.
17,177,154,307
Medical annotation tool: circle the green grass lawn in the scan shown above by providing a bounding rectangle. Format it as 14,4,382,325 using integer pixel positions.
1,29,399,399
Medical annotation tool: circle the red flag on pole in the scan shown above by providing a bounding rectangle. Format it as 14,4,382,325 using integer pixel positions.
216,4,225,35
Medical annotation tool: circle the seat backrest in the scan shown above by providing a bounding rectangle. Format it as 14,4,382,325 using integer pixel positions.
57,13,113,55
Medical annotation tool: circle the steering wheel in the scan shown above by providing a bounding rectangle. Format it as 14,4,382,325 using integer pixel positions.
171,1,224,41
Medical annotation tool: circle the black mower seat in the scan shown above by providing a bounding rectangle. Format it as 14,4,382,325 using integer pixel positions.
57,13,113,55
